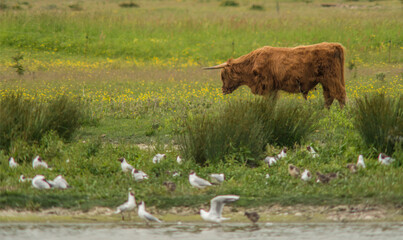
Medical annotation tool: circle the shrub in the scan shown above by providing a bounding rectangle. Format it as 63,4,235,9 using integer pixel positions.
119,2,139,8
220,1,239,7
250,4,264,11
177,97,318,165
0,93,94,155
353,93,402,154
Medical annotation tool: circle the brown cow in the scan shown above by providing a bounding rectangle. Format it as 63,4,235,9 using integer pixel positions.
204,42,346,108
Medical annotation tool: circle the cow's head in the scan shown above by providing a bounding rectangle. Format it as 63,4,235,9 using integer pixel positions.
203,60,242,95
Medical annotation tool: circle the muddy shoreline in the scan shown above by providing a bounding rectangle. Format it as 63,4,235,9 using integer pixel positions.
1,204,402,223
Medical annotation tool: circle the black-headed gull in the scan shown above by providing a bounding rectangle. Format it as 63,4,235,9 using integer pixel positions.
32,156,49,169
152,153,166,164
19,175,32,183
210,173,225,184
115,190,136,220
277,147,288,159
32,175,52,189
189,171,212,189
9,157,18,168
264,156,277,167
301,169,312,181
138,201,162,223
346,163,358,173
163,181,176,192
52,175,71,189
176,155,182,164
357,155,366,168
200,195,239,223
288,164,300,178
132,169,148,181
378,153,395,165
244,211,260,223
118,157,134,173
307,146,319,158
316,172,337,183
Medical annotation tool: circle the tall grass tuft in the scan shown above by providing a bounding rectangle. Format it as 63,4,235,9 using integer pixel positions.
0,93,94,156
178,97,318,165
353,93,402,154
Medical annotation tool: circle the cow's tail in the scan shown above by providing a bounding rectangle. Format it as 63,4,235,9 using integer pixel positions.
335,44,346,106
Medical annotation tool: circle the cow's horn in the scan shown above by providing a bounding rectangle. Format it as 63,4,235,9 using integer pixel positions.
202,62,228,70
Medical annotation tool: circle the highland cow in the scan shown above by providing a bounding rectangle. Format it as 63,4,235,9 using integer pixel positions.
204,42,346,108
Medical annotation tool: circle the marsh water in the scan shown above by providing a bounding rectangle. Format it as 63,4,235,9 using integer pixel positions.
1,222,403,240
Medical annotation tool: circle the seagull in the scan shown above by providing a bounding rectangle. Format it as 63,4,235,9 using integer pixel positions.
163,181,176,192
189,171,212,189
210,173,225,184
301,169,312,181
277,147,288,159
357,155,366,168
32,156,48,169
115,190,136,220
132,169,149,181
288,164,300,178
245,212,260,223
138,201,162,223
52,175,71,189
346,163,358,173
264,156,277,167
316,172,330,183
32,175,52,189
9,157,18,168
378,153,395,165
307,146,319,158
176,155,182,164
19,175,32,183
152,153,166,164
118,157,134,173
200,195,240,223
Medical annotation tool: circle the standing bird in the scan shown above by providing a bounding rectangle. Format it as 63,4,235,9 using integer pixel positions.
32,175,52,189
316,172,330,183
288,164,300,178
301,169,312,182
210,173,225,184
378,153,395,165
200,195,240,223
244,212,260,224
163,181,176,192
189,171,212,189
52,175,71,189
138,201,162,223
277,147,288,159
152,153,166,164
115,190,136,220
9,157,18,168
32,156,49,169
357,155,366,168
176,155,182,164
264,156,277,167
118,158,134,173
132,169,149,181
307,146,319,158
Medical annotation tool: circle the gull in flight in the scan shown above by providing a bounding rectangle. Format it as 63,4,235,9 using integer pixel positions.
32,156,49,169
9,157,18,168
32,175,52,189
152,153,166,164
138,201,162,223
51,175,71,189
210,173,225,184
115,190,136,220
357,155,366,168
378,153,395,165
176,155,182,164
189,171,212,189
200,195,240,223
301,169,312,181
307,146,319,158
277,147,288,159
118,157,134,173
132,169,149,181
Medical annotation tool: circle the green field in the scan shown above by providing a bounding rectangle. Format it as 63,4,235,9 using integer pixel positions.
0,0,402,213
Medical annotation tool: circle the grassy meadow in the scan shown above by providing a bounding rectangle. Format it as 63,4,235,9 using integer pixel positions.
0,0,402,214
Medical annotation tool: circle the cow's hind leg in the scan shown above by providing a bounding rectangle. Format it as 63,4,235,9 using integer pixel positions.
323,88,334,109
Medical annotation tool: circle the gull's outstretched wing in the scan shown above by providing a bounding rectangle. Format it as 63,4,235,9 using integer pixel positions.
210,195,239,218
